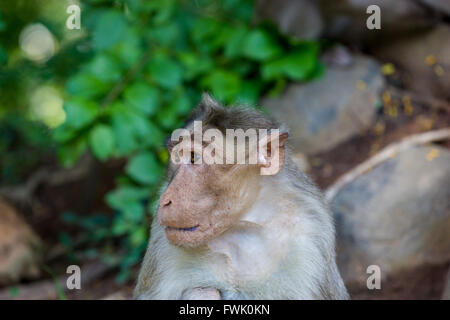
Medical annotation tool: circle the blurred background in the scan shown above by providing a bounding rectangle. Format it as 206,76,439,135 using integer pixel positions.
0,0,449,300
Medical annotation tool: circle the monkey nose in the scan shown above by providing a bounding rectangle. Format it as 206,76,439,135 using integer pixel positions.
161,199,172,208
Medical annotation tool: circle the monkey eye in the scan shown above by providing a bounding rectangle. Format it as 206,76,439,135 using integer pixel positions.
190,151,201,164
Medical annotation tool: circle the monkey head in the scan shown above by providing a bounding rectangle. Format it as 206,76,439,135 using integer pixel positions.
157,95,288,248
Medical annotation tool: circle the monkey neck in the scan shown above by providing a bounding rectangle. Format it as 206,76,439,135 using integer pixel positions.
205,170,302,285
238,169,294,226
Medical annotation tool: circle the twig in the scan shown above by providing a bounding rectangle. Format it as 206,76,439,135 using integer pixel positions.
0,168,50,205
325,128,450,201
0,156,92,206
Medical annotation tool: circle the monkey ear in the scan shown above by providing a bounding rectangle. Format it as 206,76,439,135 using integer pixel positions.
258,131,289,175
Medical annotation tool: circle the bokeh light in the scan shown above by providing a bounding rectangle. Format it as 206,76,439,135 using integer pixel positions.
19,23,56,62
29,85,65,127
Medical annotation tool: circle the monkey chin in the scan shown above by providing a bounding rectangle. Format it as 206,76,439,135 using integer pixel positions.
164,225,216,248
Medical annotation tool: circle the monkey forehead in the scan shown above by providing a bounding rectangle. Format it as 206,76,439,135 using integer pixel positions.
168,138,214,152
167,126,272,149
165,123,211,149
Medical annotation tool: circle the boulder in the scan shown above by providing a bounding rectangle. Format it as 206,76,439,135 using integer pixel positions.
332,145,450,299
255,0,323,40
374,25,450,101
443,270,450,300
0,198,42,286
421,0,450,16
263,55,384,154
318,0,432,44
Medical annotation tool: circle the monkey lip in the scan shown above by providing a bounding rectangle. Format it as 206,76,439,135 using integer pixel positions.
165,225,200,232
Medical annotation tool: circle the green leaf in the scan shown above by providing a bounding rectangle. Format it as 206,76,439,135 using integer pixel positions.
111,28,143,68
130,226,147,246
63,99,99,129
261,45,319,81
236,81,261,105
242,29,281,61
93,10,128,51
224,26,248,58
112,202,144,227
123,82,160,115
306,60,325,80
9,287,19,299
112,218,132,236
178,52,214,80
89,124,115,160
85,54,122,83
106,186,150,211
155,105,179,129
267,77,287,97
191,17,220,44
143,0,176,24
147,52,183,89
61,212,79,224
52,124,79,143
79,215,110,229
130,114,164,147
59,232,73,248
169,90,192,115
109,103,138,155
223,0,254,22
0,44,8,65
148,23,179,47
0,14,6,32
200,70,241,102
123,202,145,223
66,73,109,98
126,152,163,185
109,102,164,153
111,125,137,155
58,138,87,167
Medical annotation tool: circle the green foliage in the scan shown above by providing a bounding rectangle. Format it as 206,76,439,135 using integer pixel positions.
0,0,323,281
89,124,115,160
0,115,54,184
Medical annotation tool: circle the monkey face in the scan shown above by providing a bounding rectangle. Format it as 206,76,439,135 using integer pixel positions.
158,152,260,248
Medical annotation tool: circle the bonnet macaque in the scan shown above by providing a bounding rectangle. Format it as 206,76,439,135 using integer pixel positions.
134,94,349,300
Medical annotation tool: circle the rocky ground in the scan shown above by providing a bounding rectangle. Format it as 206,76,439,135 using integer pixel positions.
0,0,449,299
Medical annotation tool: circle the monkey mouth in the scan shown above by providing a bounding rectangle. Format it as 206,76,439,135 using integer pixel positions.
165,225,200,232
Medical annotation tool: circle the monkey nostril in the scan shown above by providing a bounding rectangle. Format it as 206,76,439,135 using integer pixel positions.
162,200,172,208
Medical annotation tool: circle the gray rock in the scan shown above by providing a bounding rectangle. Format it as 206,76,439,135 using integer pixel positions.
443,270,450,299
263,55,384,154
0,198,42,286
321,45,354,67
318,0,432,44
375,25,450,101
421,0,450,15
255,0,323,39
332,146,450,297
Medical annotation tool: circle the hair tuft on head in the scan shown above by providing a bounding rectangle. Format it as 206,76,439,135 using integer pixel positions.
200,93,221,110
